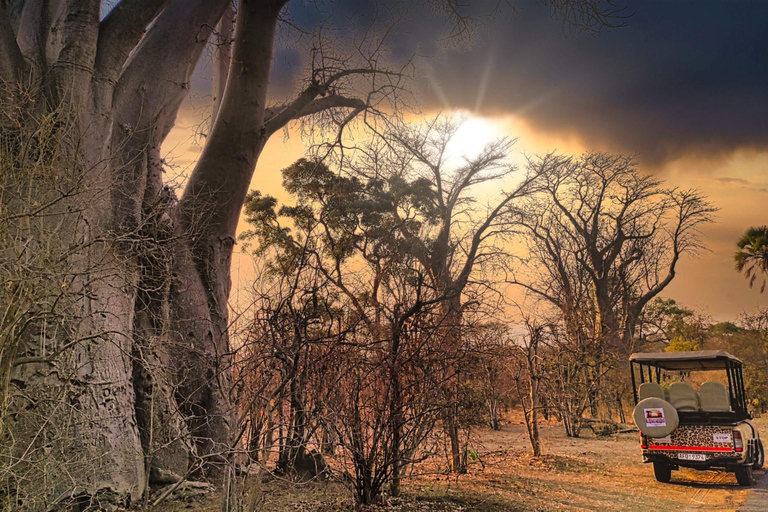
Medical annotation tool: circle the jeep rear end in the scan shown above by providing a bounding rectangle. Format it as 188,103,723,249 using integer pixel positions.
641,424,746,469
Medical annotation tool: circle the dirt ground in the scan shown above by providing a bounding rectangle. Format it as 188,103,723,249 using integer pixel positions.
156,416,767,511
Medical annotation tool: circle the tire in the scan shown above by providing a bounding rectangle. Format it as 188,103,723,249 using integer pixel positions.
653,461,672,483
735,465,756,486
633,397,680,438
753,439,764,471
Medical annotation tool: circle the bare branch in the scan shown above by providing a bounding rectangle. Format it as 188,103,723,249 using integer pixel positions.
0,3,26,83
211,1,235,124
95,0,171,85
264,93,367,136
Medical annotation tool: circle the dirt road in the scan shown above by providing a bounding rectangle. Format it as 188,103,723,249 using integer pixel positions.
738,470,768,512
427,422,751,511
157,418,766,511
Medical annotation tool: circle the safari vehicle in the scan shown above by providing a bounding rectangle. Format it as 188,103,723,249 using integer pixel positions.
630,350,764,485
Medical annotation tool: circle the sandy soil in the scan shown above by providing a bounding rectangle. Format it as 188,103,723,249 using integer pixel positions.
401,422,750,512
155,416,767,511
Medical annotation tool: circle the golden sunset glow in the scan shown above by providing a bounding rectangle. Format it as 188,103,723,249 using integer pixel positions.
446,114,506,160
161,104,768,321
5,1,768,506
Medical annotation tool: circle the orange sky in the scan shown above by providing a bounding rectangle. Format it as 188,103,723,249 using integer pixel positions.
163,104,768,322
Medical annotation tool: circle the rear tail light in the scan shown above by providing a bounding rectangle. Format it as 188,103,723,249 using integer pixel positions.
640,432,648,449
733,430,743,452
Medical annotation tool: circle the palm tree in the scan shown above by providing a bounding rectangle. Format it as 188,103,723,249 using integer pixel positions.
735,226,768,292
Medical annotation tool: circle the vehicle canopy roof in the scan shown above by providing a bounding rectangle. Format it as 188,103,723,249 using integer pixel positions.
629,350,743,371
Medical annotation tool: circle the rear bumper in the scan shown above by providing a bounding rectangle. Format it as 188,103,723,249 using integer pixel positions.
643,452,746,469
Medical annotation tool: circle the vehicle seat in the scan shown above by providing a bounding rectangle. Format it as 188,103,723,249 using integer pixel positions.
668,382,700,411
700,381,732,412
639,382,665,401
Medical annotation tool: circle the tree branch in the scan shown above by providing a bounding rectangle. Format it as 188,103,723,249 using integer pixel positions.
49,0,101,98
179,0,286,239
0,3,26,83
115,0,227,110
114,0,228,125
95,0,171,85
264,93,367,136
15,0,47,76
2,0,23,32
211,1,235,124
455,168,541,290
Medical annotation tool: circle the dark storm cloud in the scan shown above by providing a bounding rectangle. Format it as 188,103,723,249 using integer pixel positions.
417,1,768,166
274,0,768,168
402,1,768,164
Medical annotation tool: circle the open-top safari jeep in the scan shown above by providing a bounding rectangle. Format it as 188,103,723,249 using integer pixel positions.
630,350,764,485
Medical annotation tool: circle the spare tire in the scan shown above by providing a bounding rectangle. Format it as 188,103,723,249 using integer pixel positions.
633,397,679,438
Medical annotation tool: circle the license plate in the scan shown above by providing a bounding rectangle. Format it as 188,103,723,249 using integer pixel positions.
678,453,706,462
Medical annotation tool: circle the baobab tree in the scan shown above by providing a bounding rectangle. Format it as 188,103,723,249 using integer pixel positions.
511,152,715,353
0,0,626,507
509,152,715,424
0,0,410,505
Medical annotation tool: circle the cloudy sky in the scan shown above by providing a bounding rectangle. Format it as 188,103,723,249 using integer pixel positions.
166,0,768,320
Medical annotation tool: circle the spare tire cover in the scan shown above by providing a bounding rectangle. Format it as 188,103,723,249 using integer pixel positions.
633,397,679,438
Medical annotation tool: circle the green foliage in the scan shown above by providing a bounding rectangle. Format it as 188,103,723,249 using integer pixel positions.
705,308,768,413
240,157,442,276
653,305,768,413
644,297,707,347
667,318,707,347
708,322,741,337
665,337,701,352
646,298,693,320
734,226,768,292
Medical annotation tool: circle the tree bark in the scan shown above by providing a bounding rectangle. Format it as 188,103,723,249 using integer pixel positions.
171,0,285,470
2,0,226,505
2,0,379,505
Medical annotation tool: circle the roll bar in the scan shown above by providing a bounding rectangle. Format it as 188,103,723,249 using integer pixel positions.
629,351,750,421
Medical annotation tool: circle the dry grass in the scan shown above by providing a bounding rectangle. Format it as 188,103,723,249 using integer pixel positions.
153,415,767,511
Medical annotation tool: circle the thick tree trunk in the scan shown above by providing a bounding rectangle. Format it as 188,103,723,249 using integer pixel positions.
3,0,375,505
132,152,192,484
2,1,229,504
6,106,147,507
171,0,282,472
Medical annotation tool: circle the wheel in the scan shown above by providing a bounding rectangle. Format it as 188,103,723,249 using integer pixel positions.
633,398,679,438
753,439,764,471
653,461,672,483
735,465,756,486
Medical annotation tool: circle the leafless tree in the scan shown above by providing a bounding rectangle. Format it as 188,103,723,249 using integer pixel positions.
510,152,715,352
507,152,715,424
380,115,546,472
1,0,628,505
510,313,552,457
